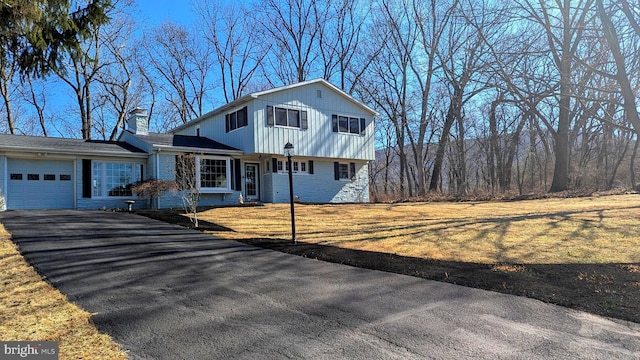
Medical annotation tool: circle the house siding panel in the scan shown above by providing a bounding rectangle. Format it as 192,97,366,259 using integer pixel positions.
252,83,375,160
155,152,242,209
270,160,369,203
175,103,256,154
75,157,148,210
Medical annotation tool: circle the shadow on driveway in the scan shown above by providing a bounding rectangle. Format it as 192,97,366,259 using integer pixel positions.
2,210,639,359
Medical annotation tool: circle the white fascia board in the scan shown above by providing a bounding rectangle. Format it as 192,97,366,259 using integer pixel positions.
170,94,258,133
0,146,149,158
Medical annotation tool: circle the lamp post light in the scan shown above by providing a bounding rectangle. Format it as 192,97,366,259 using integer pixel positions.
284,142,296,243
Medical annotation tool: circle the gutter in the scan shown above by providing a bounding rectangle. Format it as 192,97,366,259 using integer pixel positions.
0,146,149,158
152,144,244,155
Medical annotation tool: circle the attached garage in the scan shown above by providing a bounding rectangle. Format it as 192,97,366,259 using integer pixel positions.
7,158,75,210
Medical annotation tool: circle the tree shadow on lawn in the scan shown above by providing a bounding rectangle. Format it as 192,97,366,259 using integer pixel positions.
137,211,640,325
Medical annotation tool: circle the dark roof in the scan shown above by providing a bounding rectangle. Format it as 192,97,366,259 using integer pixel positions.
0,133,146,155
132,133,241,152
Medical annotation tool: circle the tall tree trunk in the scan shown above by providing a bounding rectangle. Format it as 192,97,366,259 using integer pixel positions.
549,0,572,192
429,86,462,191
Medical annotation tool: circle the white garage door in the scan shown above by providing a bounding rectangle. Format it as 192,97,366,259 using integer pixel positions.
7,158,74,209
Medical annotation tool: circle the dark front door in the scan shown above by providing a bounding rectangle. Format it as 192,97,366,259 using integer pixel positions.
245,163,259,200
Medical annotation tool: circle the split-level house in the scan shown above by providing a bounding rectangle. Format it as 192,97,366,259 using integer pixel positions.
0,79,377,210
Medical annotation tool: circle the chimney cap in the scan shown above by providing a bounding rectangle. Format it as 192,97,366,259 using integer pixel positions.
129,107,147,115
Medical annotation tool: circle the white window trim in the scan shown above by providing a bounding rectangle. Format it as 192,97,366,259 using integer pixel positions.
92,161,143,199
196,155,232,193
334,113,364,135
337,163,351,181
274,106,301,129
277,158,309,175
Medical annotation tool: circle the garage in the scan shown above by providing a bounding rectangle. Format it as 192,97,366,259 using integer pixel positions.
7,158,74,210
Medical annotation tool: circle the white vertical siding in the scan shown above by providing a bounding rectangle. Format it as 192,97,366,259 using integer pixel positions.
252,82,375,160
174,82,375,161
175,103,256,154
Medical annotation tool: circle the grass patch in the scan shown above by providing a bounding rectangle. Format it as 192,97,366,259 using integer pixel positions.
140,194,640,323
195,194,640,265
0,225,127,359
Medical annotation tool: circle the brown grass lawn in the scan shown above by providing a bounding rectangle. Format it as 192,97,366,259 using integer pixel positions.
198,194,640,265
148,194,640,323
0,225,128,359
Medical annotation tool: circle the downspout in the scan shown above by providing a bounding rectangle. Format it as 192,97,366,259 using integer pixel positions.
73,159,77,209
155,149,161,209
2,157,7,211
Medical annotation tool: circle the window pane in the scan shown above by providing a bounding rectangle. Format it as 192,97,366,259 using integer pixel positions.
275,107,288,126
288,109,299,127
200,159,227,188
93,162,103,197
339,164,349,179
339,116,349,132
293,161,299,172
301,162,306,172
230,112,237,131
44,174,55,181
349,117,360,134
10,173,22,180
27,174,39,180
107,163,134,196
277,160,283,172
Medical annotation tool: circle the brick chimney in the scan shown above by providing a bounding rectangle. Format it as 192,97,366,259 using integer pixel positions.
127,107,149,135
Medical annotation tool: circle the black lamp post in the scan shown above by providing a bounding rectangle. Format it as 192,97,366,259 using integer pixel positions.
284,142,296,243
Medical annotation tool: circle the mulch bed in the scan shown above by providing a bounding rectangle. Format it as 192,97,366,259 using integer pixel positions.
138,210,640,324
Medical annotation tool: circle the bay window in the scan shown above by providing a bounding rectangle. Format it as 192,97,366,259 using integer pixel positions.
175,155,231,192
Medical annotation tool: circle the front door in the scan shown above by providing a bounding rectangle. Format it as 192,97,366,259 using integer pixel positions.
245,163,259,200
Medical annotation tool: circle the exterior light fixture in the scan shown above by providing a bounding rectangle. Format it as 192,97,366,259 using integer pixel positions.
284,142,296,243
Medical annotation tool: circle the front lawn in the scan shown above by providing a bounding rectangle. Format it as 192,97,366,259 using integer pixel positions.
0,225,127,359
169,194,640,323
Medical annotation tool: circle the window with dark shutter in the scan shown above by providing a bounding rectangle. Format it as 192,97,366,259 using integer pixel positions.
225,114,230,133
238,106,248,127
301,111,308,130
272,158,278,172
308,160,314,174
360,118,366,135
334,162,340,180
332,115,338,132
350,163,356,179
267,106,274,126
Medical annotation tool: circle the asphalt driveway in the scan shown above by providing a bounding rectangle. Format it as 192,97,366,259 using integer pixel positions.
1,210,639,359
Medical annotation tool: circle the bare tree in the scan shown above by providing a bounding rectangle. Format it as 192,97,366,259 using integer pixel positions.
196,1,266,102
253,0,324,85
0,56,17,134
175,154,201,228
317,0,371,91
144,22,214,126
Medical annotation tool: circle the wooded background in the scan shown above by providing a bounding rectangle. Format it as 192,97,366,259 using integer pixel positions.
1,0,639,199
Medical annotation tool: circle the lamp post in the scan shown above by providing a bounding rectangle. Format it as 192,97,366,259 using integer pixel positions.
284,141,296,243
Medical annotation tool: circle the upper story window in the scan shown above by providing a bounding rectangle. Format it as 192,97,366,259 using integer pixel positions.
266,105,308,130
225,106,248,132
332,114,366,135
